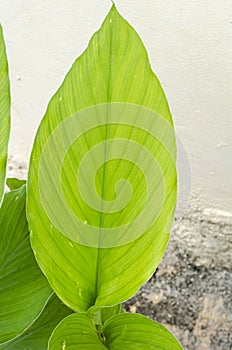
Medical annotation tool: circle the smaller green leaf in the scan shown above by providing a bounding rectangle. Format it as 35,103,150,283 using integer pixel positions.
101,304,124,324
48,313,183,349
0,294,73,350
103,313,183,349
0,24,11,205
6,178,26,190
49,313,106,350
88,304,124,325
0,186,52,344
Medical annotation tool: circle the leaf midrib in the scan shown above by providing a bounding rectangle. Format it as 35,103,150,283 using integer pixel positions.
95,8,114,302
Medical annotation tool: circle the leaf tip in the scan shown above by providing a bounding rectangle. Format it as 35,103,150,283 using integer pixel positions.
109,0,117,10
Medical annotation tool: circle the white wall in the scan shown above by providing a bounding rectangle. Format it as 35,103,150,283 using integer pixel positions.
0,0,231,212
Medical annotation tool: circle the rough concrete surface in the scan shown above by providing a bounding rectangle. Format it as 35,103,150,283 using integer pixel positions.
125,201,232,350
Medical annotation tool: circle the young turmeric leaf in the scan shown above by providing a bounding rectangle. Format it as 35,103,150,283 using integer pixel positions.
27,5,177,311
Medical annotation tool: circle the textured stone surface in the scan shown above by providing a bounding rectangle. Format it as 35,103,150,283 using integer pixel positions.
172,194,232,269
124,237,232,350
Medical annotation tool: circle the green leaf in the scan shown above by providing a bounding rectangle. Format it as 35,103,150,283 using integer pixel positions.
27,5,177,311
49,313,106,350
0,186,52,344
6,178,26,191
48,313,183,350
88,304,124,325
0,25,11,205
0,294,73,350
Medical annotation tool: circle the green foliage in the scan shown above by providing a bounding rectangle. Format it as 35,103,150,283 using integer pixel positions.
27,4,176,313
0,186,52,344
6,178,26,190
87,304,124,325
0,5,184,350
49,313,183,349
0,295,73,350
0,25,10,205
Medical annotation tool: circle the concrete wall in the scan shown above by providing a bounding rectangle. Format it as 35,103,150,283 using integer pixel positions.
0,0,231,213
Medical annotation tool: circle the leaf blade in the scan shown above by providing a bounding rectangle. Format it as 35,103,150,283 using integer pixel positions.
0,294,73,350
27,5,177,311
48,312,183,350
0,25,10,205
6,178,26,190
103,313,183,349
48,313,106,350
0,186,52,344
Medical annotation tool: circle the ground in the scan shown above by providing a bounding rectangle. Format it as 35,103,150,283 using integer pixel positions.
125,206,232,350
